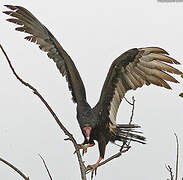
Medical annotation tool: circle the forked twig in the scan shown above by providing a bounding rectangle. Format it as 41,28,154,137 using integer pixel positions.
0,157,29,180
165,164,174,180
124,96,134,106
165,133,180,180
0,44,87,180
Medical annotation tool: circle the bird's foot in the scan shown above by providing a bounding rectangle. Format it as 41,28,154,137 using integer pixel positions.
74,144,93,156
86,156,102,178
79,144,88,155
86,163,99,179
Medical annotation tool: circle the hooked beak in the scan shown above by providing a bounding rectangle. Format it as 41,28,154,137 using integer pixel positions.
83,127,92,142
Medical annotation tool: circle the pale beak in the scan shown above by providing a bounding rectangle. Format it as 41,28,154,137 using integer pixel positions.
86,136,90,142
83,127,92,142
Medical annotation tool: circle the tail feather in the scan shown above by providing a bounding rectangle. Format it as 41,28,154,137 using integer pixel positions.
113,124,146,144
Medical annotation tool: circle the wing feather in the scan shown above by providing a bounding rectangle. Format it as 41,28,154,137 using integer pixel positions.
94,47,182,132
137,63,178,83
4,5,87,104
139,60,182,74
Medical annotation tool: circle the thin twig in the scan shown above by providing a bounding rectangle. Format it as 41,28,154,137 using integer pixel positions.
128,96,135,125
96,146,131,169
38,154,53,180
165,164,174,180
124,96,133,105
0,157,29,180
0,44,86,180
174,133,179,180
120,96,135,151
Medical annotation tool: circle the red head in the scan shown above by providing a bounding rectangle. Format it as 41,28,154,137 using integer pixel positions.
82,126,92,142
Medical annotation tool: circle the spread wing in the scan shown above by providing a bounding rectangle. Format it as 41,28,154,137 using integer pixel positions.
94,47,182,132
3,5,86,104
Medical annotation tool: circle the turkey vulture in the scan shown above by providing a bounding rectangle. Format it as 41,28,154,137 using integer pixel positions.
3,5,182,173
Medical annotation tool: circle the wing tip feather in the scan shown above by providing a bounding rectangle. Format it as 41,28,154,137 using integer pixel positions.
3,11,12,15
4,5,15,9
139,47,169,55
162,81,172,89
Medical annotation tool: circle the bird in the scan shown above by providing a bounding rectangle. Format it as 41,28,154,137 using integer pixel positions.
3,5,182,174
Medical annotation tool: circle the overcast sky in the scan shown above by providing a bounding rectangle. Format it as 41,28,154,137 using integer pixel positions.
0,0,183,180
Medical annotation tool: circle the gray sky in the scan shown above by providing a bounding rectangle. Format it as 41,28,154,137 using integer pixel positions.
0,0,183,179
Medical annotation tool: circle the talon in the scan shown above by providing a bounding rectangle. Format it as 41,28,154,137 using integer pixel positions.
74,144,92,155
74,143,94,155
80,144,88,156
86,156,102,179
86,163,99,179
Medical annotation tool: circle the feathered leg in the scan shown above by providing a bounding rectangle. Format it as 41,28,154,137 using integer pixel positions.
86,137,106,178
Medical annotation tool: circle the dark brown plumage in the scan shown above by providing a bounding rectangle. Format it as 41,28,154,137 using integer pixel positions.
3,5,182,172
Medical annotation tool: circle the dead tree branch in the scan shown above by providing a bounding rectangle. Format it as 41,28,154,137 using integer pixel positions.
0,156,29,180
0,44,86,180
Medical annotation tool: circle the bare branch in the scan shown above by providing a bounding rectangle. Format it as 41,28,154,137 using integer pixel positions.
0,44,86,180
129,96,135,125
174,133,179,180
0,156,29,180
165,133,180,180
38,154,53,180
96,146,131,169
